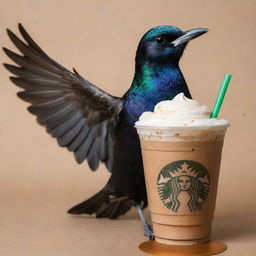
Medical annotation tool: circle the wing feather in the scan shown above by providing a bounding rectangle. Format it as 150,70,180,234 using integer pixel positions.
74,128,96,164
67,123,90,152
4,24,123,171
57,119,86,147
50,112,82,138
27,96,74,115
87,137,101,171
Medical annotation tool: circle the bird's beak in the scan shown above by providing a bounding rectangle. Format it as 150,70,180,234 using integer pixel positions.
171,28,209,47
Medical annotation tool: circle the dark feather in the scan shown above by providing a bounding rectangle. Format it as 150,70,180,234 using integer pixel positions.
9,77,69,90
57,119,85,147
50,112,82,137
74,128,96,164
37,103,78,127
67,123,90,151
27,96,72,115
67,186,132,219
18,23,50,57
105,132,114,170
3,48,62,79
73,68,80,76
18,90,63,103
87,137,101,171
98,122,108,160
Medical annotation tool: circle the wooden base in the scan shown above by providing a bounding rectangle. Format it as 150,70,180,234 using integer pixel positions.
138,240,227,256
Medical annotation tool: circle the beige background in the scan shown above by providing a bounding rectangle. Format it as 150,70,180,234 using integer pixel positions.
0,0,255,255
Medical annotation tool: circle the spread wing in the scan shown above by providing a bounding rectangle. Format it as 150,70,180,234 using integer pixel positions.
3,24,123,171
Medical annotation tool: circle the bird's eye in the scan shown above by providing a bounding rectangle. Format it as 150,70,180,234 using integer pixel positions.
156,36,165,44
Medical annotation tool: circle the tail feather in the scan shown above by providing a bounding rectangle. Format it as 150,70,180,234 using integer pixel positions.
67,186,132,219
111,199,133,219
96,200,120,219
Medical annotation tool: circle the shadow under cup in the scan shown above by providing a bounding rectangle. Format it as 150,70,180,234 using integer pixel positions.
136,125,228,245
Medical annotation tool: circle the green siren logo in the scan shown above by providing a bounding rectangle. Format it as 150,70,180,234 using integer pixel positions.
157,160,210,212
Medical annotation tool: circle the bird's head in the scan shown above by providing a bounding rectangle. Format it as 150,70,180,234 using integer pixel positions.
135,25,208,66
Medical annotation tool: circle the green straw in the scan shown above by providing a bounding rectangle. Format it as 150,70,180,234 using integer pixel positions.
211,74,232,118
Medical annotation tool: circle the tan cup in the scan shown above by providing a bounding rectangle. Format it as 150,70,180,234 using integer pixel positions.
136,124,228,245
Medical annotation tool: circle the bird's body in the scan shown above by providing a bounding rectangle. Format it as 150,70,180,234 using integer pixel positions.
4,24,208,233
109,63,191,206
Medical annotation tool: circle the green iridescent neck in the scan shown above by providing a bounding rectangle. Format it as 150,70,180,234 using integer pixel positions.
135,64,152,90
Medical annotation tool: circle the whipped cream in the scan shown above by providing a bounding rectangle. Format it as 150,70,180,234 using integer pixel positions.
135,93,229,127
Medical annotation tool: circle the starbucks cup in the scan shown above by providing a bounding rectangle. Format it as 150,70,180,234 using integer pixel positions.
135,93,229,245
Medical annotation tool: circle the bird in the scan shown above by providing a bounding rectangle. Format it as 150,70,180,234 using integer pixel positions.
3,24,208,239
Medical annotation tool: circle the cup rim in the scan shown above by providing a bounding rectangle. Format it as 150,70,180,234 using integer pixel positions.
134,123,230,130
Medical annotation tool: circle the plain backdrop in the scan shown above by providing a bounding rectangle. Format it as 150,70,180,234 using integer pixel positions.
0,0,255,255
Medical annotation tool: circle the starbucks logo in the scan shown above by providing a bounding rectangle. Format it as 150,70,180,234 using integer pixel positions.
157,160,210,212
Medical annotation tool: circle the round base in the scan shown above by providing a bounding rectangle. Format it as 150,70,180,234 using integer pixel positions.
138,240,227,256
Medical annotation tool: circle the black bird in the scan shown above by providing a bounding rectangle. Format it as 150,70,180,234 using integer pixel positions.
3,24,208,239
